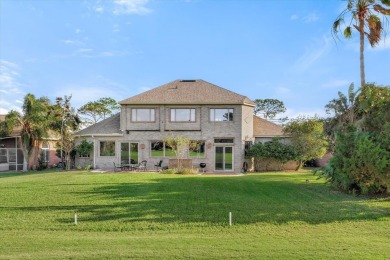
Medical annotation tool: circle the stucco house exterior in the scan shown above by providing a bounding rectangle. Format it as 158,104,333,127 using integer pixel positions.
75,79,261,173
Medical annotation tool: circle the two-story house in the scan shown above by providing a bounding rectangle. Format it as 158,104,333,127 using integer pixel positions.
75,79,257,173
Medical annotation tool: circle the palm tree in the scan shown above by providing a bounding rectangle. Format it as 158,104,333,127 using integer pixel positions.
333,0,390,87
0,94,51,171
325,83,360,125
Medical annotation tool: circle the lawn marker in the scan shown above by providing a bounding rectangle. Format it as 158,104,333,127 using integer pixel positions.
74,213,78,225
229,212,232,226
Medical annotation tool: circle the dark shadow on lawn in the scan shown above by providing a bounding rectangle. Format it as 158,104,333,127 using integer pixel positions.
2,175,388,226
0,170,60,179
76,175,389,225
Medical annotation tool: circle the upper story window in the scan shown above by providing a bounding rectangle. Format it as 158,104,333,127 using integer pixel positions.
132,108,155,122
210,108,233,122
170,108,195,122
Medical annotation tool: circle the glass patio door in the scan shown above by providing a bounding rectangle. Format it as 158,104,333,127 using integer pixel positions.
215,146,233,171
121,142,139,164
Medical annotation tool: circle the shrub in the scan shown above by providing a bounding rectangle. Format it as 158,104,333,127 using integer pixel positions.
320,126,390,195
160,168,198,175
248,138,298,171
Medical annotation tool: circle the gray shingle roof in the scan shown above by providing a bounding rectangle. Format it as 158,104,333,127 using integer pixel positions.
119,79,255,106
75,113,122,136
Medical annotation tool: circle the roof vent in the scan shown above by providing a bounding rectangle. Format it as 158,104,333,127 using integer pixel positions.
180,80,196,82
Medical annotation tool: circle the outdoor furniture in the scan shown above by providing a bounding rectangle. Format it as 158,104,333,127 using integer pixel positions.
199,163,206,173
154,160,163,171
113,162,123,172
133,160,147,171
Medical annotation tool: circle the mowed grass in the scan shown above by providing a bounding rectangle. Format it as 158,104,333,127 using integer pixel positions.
0,170,389,259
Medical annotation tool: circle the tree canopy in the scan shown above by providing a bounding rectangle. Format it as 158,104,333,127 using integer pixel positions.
253,99,286,119
78,97,120,126
283,117,328,170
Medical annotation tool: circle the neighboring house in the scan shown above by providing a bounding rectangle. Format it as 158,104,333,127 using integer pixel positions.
0,115,61,171
251,116,296,171
74,79,284,173
253,116,286,144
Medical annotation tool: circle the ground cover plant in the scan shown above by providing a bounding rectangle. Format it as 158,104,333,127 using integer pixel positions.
0,170,389,259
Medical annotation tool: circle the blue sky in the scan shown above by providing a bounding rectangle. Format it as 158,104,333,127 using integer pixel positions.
1,0,389,119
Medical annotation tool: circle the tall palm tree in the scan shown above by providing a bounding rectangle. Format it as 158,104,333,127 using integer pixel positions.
0,94,51,171
333,0,390,87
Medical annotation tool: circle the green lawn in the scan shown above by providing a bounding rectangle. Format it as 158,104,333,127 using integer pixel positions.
0,170,389,259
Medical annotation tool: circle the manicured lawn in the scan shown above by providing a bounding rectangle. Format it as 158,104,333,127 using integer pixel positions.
0,170,389,259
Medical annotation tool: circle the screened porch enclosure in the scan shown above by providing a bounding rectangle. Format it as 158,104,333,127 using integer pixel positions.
0,148,24,171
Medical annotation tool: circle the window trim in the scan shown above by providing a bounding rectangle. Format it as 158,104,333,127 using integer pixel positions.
131,108,156,122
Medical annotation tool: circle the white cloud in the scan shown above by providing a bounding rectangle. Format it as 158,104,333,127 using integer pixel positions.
290,35,332,73
95,6,104,13
75,28,82,34
321,79,351,89
0,60,25,114
284,108,327,120
0,99,22,114
290,14,299,20
303,13,319,23
113,0,152,15
52,76,134,109
0,60,24,95
63,39,84,45
78,50,128,58
76,48,93,53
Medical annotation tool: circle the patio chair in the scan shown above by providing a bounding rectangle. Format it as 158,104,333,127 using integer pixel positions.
154,160,163,171
113,162,123,172
134,160,147,172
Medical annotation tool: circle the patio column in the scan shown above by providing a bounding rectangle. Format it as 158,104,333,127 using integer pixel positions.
15,137,17,171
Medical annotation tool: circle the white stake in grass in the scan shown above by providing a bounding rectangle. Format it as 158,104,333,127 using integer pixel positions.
229,212,232,226
74,213,78,225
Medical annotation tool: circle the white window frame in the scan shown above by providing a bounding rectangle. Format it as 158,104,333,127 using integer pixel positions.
131,108,155,122
210,108,234,122
170,108,196,122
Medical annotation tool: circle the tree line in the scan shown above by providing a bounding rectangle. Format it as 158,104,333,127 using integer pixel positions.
0,95,119,171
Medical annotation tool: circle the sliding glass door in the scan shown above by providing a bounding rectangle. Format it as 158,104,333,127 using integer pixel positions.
121,142,139,164
215,146,233,171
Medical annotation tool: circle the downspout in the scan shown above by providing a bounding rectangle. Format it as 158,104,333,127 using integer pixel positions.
15,136,17,171
93,136,96,169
